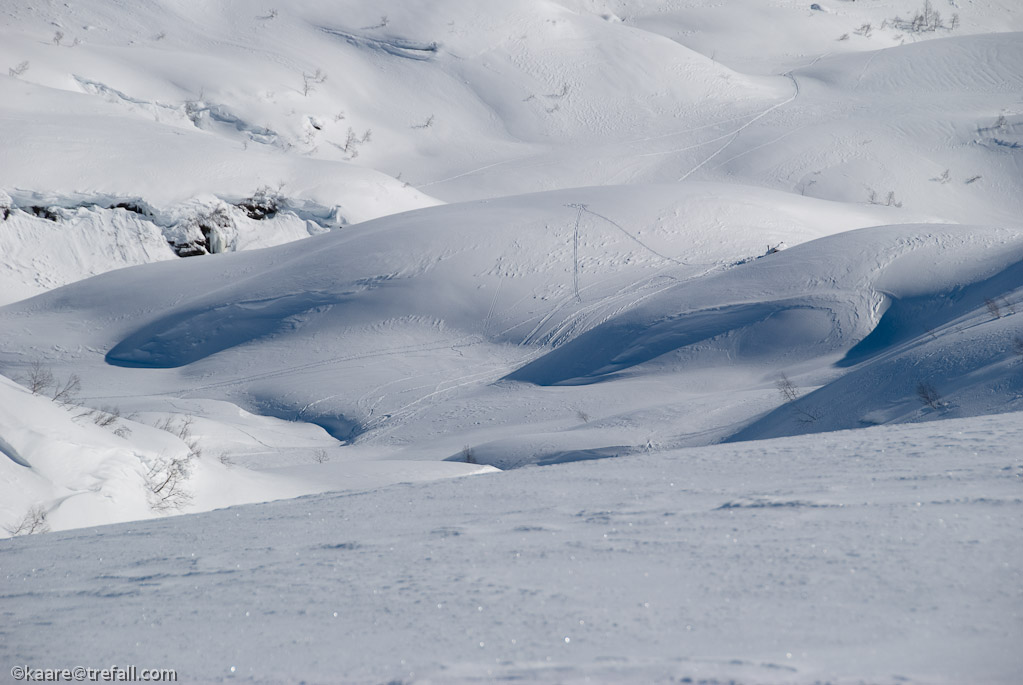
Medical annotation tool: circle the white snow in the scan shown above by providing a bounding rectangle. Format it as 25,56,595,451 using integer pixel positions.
1,0,1022,682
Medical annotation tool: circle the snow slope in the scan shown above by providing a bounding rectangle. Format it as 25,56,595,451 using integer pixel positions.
4,0,1021,299
2,413,1021,684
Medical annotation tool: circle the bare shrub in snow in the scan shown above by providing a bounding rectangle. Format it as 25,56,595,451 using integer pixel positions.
21,361,54,394
775,373,800,403
576,410,591,424
776,373,822,424
412,114,435,129
984,298,1002,319
363,15,389,30
9,60,29,77
916,381,943,410
146,417,201,512
302,68,327,96
461,445,477,464
80,405,122,428
52,31,64,46
335,127,373,158
866,188,902,207
892,1,947,33
146,454,194,512
51,374,82,407
931,169,951,184
16,362,80,406
4,505,50,536
313,449,330,464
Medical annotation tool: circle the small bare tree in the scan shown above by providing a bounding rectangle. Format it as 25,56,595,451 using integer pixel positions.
22,361,54,394
146,454,194,512
916,381,943,410
313,449,329,463
776,373,822,424
302,68,327,96
4,505,50,536
412,114,435,129
9,60,30,77
51,374,81,407
145,417,201,511
985,298,1002,319
461,445,477,464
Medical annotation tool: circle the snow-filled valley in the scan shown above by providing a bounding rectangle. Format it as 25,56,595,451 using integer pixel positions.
1,0,1021,683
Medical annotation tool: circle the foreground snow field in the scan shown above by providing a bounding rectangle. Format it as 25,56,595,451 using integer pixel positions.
3,414,1021,684
2,0,1023,682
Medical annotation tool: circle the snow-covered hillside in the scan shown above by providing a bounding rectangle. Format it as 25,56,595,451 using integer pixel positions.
2,0,1022,682
3,413,1021,684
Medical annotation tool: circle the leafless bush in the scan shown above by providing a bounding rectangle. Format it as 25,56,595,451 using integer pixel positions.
363,15,389,30
9,60,30,77
302,68,327,96
412,114,435,129
83,405,122,428
336,127,372,158
931,169,951,184
313,449,330,464
892,1,949,33
146,417,201,512
776,373,822,424
916,381,943,410
51,374,81,407
985,298,1002,319
866,188,902,207
146,455,194,512
16,361,80,406
21,361,54,394
461,445,477,464
775,373,800,402
52,31,64,46
576,410,590,424
4,505,50,536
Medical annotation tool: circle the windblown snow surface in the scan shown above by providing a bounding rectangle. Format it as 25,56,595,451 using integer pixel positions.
1,0,1022,683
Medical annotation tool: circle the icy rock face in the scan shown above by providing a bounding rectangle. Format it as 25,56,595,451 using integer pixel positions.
168,201,236,257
